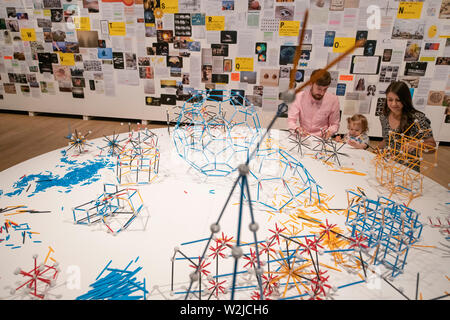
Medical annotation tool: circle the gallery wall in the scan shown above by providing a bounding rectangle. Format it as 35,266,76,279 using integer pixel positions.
0,0,449,141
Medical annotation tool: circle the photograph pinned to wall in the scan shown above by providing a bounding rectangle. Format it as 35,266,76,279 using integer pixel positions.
76,30,99,48
375,97,386,116
113,52,124,69
157,30,174,43
336,83,346,96
211,44,229,56
399,76,420,89
174,13,192,37
350,55,381,75
82,0,99,13
404,40,422,62
424,42,440,51
50,9,63,23
439,0,450,19
167,56,183,68
382,49,392,62
240,71,257,84
404,62,427,76
324,31,335,47
279,66,290,79
145,96,161,106
295,69,304,83
366,84,376,96
98,48,113,59
84,60,102,72
72,87,84,98
223,59,232,72
143,79,155,94
363,40,376,56
275,5,294,21
188,41,201,52
379,65,399,83
230,89,245,105
220,31,237,44
212,74,229,84
279,45,296,65
125,53,137,70
355,30,368,47
259,68,279,87
354,75,366,91
245,94,262,107
256,42,267,62
427,90,445,106
436,57,450,65
139,66,154,79
53,65,71,81
191,13,205,25
58,80,72,93
392,19,425,40
161,79,177,89
201,65,212,83
3,83,17,94
222,1,235,10
72,77,85,88
154,42,169,55
310,0,330,10
161,94,177,105
248,0,262,11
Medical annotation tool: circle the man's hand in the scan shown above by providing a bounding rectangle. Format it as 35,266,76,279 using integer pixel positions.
295,126,309,137
323,129,332,140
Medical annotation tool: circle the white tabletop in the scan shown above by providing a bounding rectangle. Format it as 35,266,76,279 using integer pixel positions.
0,127,448,300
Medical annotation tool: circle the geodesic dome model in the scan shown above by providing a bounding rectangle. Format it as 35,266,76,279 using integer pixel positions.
172,90,262,176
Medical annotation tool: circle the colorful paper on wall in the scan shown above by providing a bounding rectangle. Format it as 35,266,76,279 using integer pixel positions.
160,0,178,13
333,37,355,53
109,22,126,36
59,53,75,66
397,2,423,19
206,16,225,31
74,17,91,31
234,57,254,72
20,29,36,41
279,21,300,37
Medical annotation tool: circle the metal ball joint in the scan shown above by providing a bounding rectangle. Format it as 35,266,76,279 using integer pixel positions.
279,89,296,104
231,245,243,259
210,223,220,233
189,271,199,282
249,222,259,232
238,164,249,176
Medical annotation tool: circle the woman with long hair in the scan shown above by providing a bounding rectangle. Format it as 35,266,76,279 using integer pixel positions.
378,81,436,170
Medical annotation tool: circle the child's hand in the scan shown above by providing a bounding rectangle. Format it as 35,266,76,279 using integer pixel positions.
347,139,365,149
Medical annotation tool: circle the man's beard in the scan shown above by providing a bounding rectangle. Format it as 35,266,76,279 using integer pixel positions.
311,93,324,101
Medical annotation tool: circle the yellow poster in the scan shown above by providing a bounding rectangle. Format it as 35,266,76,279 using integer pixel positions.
73,17,91,31
109,22,126,36
333,37,355,53
234,57,254,72
43,9,51,17
397,2,423,19
279,21,300,37
20,28,36,41
205,16,225,31
59,53,75,66
160,0,178,13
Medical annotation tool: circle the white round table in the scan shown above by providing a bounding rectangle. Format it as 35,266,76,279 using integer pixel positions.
0,127,448,300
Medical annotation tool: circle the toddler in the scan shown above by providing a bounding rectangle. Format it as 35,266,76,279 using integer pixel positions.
337,114,370,149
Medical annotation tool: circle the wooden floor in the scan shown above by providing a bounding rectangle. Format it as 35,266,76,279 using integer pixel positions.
1,111,449,189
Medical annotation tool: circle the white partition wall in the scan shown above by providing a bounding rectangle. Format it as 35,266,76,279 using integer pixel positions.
0,0,448,138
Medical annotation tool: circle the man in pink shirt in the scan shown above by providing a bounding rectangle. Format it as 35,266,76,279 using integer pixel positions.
287,69,340,139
